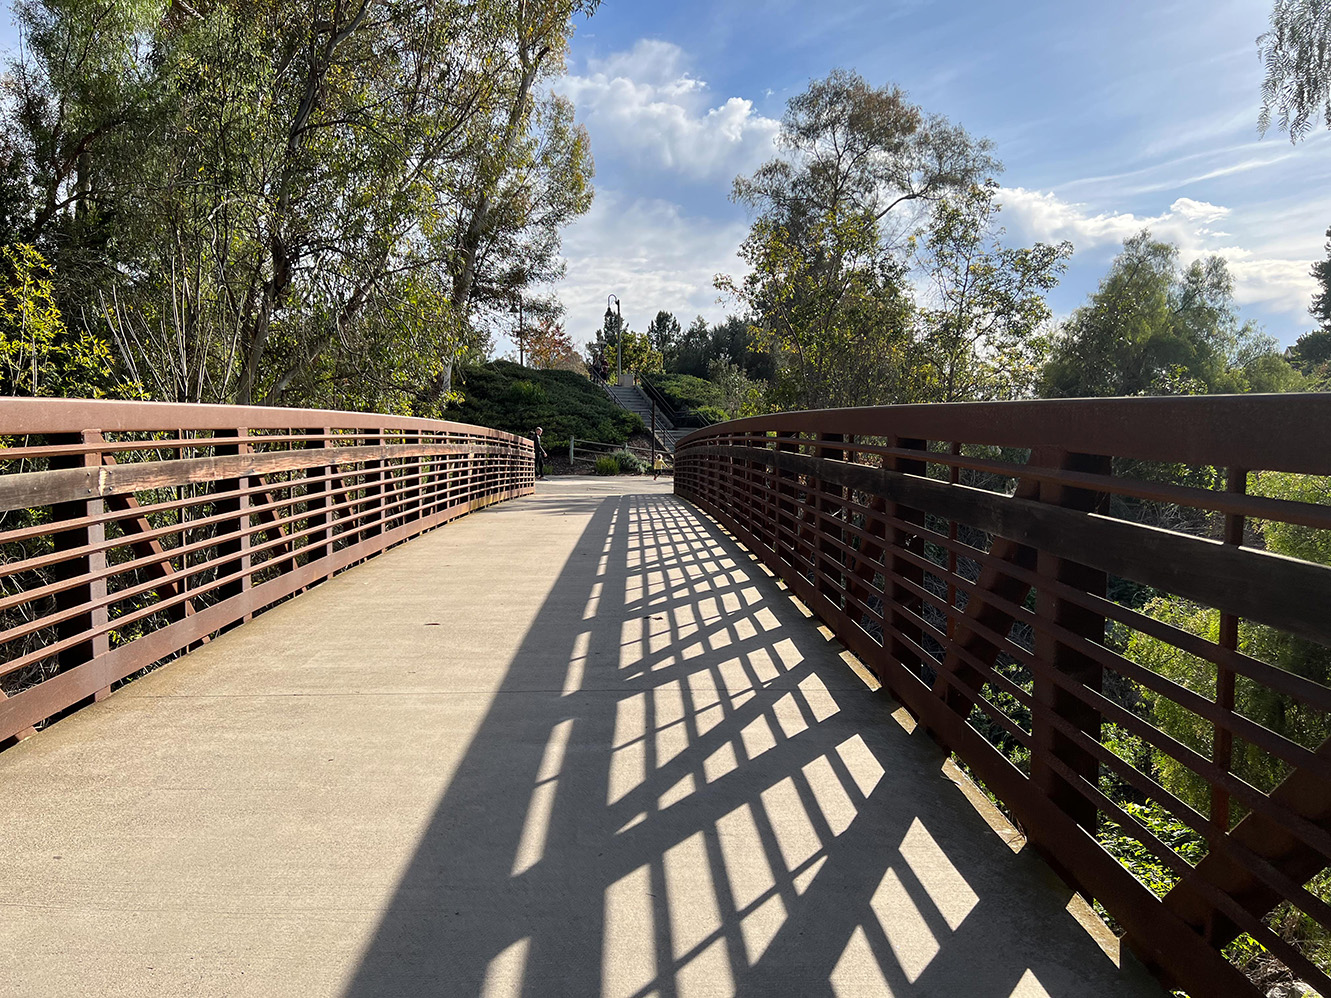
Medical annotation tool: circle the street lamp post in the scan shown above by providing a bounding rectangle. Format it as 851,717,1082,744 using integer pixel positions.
605,294,622,386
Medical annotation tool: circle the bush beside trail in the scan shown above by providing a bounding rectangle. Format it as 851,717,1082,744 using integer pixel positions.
448,361,643,443
647,372,722,414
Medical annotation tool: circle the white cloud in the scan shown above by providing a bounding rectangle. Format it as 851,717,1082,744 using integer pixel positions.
1168,197,1229,223
555,40,780,182
510,189,748,356
997,187,1318,318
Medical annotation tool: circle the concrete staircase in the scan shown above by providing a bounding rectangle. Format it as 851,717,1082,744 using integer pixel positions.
606,385,686,452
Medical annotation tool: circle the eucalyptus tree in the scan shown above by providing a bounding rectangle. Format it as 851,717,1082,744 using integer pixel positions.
1040,231,1302,398
719,69,998,410
909,183,1071,403
645,310,681,363
3,0,597,410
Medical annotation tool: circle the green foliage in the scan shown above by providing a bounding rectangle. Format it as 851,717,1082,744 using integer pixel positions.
721,69,997,410
0,243,139,398
1254,471,1331,564
646,310,682,363
1099,801,1208,898
1258,0,1331,142
695,405,728,424
1313,227,1331,332
667,314,774,382
4,0,598,407
447,360,642,443
1128,600,1331,814
1127,471,1331,815
594,455,619,476
1040,231,1302,398
611,449,646,474
650,372,724,412
707,355,767,418
585,311,663,376
507,380,547,404
909,183,1071,402
1289,228,1331,387
1289,328,1331,381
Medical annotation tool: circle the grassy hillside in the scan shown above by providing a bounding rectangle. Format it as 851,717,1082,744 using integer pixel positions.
447,361,643,444
648,372,722,412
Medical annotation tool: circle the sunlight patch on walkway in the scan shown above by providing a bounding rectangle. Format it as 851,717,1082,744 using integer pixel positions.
510,720,573,876
900,818,979,931
603,864,656,998
716,802,773,911
761,777,821,871
871,867,940,983
741,893,787,966
666,832,722,959
803,754,858,837
831,925,894,998
481,936,530,997
837,733,886,797
562,631,590,697
608,693,647,805
1012,968,1054,997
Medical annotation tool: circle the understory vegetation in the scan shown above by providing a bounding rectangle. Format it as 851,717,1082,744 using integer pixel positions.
445,360,641,445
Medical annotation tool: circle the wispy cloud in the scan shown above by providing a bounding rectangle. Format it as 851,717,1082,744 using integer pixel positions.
998,187,1319,318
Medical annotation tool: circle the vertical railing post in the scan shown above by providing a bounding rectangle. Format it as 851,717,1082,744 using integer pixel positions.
816,432,845,607
752,432,775,550
884,436,927,683
213,428,251,625
361,427,385,542
1212,466,1247,834
1029,450,1112,854
774,431,799,570
50,429,111,700
401,428,422,529
306,427,334,577
946,440,962,640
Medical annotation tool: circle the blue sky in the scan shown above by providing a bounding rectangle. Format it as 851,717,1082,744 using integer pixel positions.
2,0,1327,354
547,0,1331,352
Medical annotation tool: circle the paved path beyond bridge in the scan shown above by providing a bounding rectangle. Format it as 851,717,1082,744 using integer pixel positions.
0,478,1162,998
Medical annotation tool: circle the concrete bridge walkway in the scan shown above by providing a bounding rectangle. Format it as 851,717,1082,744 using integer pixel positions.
0,478,1162,997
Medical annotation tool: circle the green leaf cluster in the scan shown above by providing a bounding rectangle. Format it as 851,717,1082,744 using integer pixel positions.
0,243,140,398
446,359,642,444
1040,231,1303,398
2,0,599,408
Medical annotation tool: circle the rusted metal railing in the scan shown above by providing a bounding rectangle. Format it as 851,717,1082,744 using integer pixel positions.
675,394,1331,997
0,398,533,746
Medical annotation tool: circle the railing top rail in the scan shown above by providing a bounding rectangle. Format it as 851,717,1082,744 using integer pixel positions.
678,393,1331,474
0,397,528,440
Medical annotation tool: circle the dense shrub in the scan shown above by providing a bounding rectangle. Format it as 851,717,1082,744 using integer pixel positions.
448,360,642,443
612,449,645,474
647,372,723,413
594,456,619,476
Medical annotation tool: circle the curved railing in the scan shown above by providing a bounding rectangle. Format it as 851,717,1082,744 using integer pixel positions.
0,398,533,747
675,394,1331,997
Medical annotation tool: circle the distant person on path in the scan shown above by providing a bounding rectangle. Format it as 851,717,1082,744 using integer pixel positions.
533,426,547,480
653,453,667,481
